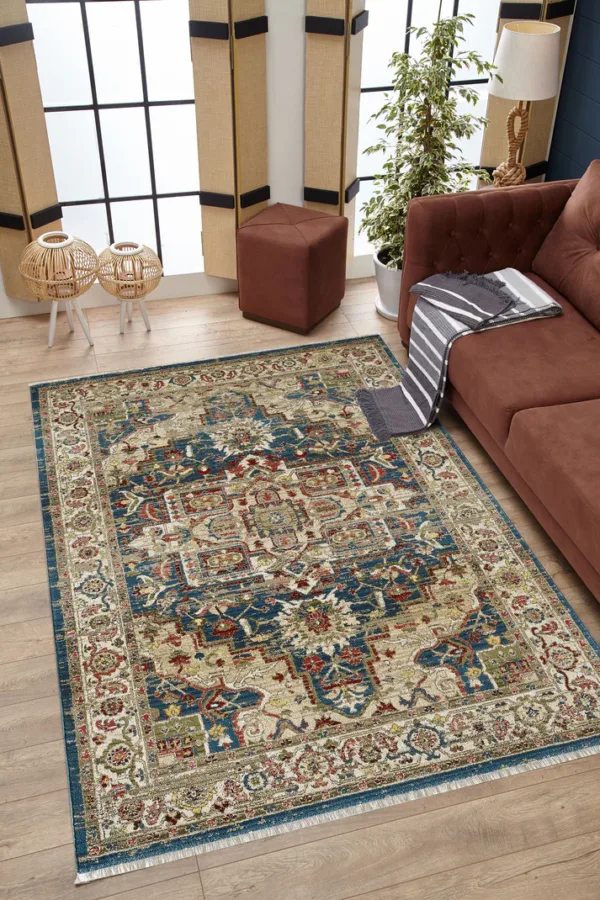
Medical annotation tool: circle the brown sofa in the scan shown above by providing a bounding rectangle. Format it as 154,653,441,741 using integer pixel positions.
398,173,600,600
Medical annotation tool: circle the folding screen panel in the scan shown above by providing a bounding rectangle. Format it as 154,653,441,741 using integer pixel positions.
231,0,270,226
0,0,61,299
342,0,367,243
304,0,367,240
480,0,575,181
189,0,269,279
189,0,236,280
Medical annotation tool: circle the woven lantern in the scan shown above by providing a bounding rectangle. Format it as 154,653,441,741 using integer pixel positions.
18,231,97,347
19,231,98,301
98,241,162,334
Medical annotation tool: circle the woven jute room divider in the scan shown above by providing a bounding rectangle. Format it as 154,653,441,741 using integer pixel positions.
303,0,367,249
480,0,576,184
189,0,269,280
0,0,62,301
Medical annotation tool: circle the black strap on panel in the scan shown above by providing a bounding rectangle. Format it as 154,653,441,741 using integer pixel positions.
351,10,369,35
189,20,229,40
304,186,340,206
547,0,575,18
305,15,345,36
30,204,62,230
498,2,541,18
0,211,25,231
234,16,268,39
344,178,360,204
305,12,368,36
0,22,34,47
479,160,548,180
523,160,549,179
240,185,270,209
199,191,235,210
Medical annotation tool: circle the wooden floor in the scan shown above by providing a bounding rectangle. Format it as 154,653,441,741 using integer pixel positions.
1,278,600,900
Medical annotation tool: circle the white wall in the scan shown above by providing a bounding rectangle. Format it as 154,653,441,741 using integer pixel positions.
266,0,306,207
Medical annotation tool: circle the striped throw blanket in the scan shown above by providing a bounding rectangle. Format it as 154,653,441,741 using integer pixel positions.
356,268,562,440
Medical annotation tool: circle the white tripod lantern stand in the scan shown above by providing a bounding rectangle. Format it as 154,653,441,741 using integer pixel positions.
18,231,97,347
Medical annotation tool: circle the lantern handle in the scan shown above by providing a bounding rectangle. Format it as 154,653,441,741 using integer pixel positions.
37,231,74,249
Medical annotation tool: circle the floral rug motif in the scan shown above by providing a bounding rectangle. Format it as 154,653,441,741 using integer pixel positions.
32,336,600,881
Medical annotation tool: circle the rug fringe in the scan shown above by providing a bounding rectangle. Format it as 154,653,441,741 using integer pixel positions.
75,739,600,883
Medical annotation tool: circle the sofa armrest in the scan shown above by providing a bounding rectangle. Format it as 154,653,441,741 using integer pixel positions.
398,179,578,344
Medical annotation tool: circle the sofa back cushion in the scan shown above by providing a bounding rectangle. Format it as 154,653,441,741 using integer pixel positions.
533,160,600,329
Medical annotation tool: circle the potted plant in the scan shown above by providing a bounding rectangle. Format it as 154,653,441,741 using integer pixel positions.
360,11,497,320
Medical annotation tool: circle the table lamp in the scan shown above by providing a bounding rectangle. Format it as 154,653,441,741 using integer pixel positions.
488,21,561,187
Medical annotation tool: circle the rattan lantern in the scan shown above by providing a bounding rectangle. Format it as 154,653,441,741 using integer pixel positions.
97,241,163,333
18,231,97,347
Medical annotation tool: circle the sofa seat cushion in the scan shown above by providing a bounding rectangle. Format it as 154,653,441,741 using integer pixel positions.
447,274,600,446
505,400,600,572
533,160,600,330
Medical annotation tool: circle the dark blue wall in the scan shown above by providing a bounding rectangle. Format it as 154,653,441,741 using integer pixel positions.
547,0,600,180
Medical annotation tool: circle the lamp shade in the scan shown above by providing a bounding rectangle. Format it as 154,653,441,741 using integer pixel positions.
488,21,561,102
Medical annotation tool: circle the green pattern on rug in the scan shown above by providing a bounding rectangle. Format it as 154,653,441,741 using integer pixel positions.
31,336,600,882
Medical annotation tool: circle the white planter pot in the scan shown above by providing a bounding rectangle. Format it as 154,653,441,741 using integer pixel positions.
373,250,402,321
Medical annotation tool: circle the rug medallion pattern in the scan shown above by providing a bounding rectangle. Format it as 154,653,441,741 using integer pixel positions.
31,336,600,880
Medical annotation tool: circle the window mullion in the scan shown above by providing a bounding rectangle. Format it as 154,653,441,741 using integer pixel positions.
79,0,113,244
133,0,161,262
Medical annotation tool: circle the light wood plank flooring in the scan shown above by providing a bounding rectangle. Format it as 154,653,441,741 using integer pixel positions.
1,278,600,900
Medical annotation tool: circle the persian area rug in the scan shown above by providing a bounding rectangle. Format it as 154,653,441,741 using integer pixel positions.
32,335,600,882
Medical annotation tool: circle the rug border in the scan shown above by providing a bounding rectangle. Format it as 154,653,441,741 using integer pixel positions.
29,334,600,882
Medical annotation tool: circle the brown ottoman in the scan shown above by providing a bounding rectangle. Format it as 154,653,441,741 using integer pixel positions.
237,203,348,334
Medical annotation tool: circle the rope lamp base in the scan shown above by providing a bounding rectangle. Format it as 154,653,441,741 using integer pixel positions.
493,102,530,187
492,158,526,186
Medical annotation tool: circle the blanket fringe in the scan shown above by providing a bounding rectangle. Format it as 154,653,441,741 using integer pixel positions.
75,739,600,883
443,270,515,304
355,388,391,442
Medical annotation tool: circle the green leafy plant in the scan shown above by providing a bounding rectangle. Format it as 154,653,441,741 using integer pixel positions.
360,11,498,270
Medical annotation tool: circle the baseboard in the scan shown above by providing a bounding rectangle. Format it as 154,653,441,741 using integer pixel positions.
0,262,374,320
0,272,238,319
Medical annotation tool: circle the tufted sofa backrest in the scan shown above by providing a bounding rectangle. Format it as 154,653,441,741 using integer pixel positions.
398,179,578,344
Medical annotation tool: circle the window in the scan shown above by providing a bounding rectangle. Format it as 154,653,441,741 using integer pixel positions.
27,0,202,276
355,0,498,256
